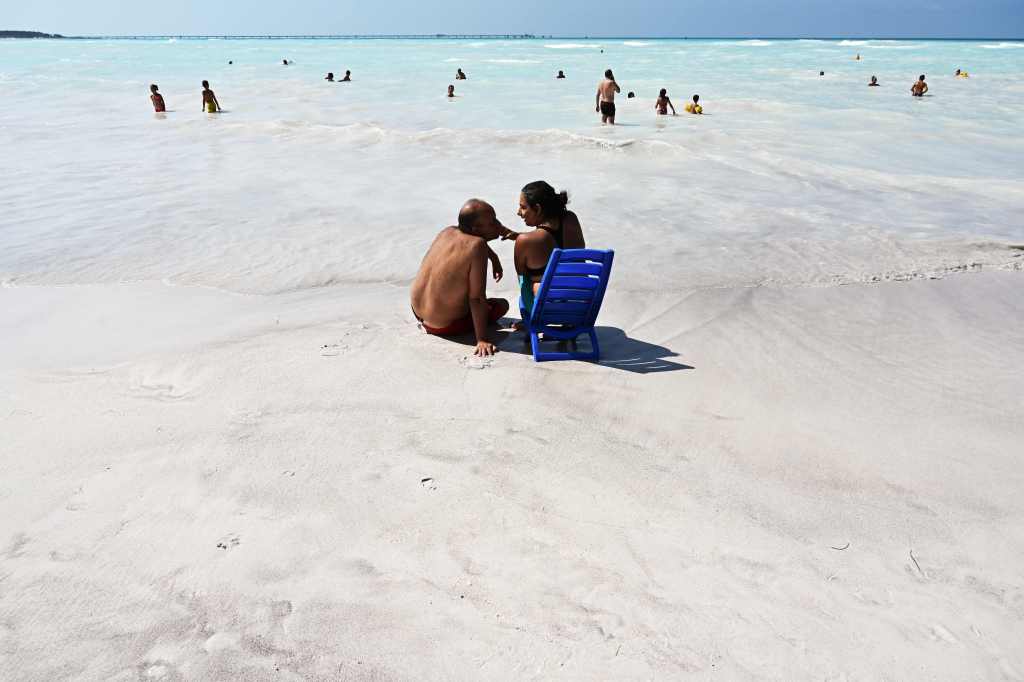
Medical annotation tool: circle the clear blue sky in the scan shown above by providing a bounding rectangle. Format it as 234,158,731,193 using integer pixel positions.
5,0,1023,38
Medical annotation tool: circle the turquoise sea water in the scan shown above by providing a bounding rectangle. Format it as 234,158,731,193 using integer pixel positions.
2,38,1022,293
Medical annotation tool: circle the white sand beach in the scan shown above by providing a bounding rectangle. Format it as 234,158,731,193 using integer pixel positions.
3,35,1024,679
3,269,1023,679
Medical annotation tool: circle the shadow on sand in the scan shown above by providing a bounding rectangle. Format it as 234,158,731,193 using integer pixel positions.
443,321,694,374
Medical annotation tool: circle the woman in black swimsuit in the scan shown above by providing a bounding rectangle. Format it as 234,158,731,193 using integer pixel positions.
504,181,586,317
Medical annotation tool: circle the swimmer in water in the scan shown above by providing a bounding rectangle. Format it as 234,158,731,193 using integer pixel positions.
282,59,289,66
684,94,703,114
655,88,676,116
447,84,456,98
201,80,221,113
150,84,166,112
595,69,620,125
855,53,861,61
326,72,334,82
556,70,566,79
456,68,467,80
819,71,825,76
911,74,928,97
869,75,880,86
341,70,351,82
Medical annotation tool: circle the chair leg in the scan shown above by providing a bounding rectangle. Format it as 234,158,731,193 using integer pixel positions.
588,329,600,361
530,330,542,361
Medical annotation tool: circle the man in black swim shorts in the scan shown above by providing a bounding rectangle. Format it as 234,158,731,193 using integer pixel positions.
595,69,621,125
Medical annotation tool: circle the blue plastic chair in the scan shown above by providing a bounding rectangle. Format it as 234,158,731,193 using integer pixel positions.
520,248,615,362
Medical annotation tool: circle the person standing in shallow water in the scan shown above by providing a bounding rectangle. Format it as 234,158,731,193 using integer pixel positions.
149,84,165,112
456,68,466,80
911,74,928,97
655,88,676,115
447,84,456,98
595,69,620,125
340,70,351,82
869,75,880,86
325,72,334,82
201,80,220,113
556,70,566,79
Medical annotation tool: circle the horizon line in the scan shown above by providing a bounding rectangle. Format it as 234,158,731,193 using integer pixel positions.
7,33,1024,41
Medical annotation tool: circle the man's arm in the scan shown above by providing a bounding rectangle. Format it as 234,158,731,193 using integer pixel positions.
486,245,503,282
596,88,601,112
468,244,496,356
614,82,621,93
213,93,221,111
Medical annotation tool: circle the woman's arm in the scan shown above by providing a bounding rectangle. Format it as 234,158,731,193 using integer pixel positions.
513,233,530,276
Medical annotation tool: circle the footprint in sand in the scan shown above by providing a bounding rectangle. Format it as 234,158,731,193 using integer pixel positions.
216,533,241,550
128,364,201,402
136,660,184,681
420,477,438,491
930,624,959,645
459,355,493,370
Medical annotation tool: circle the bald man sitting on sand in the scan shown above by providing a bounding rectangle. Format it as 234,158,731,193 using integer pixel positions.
411,200,510,356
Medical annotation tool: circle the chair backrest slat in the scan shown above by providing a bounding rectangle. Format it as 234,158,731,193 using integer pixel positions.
531,248,614,329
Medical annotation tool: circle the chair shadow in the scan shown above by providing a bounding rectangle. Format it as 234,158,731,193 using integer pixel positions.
440,319,694,374
589,326,694,374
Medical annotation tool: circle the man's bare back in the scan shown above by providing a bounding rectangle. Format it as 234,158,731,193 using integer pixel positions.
410,200,509,356
911,75,928,97
598,79,619,103
411,226,486,325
